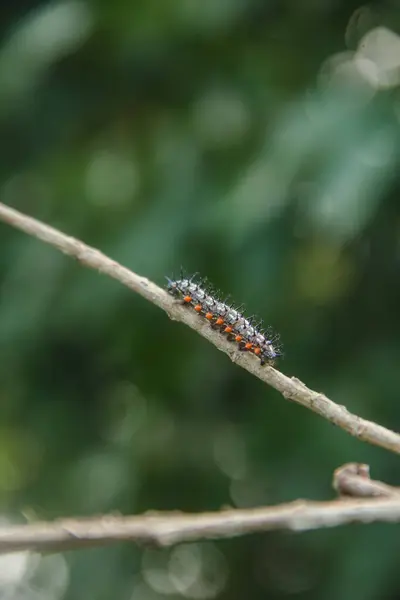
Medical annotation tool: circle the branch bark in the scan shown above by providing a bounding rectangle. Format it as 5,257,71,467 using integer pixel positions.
3,497,400,555
0,201,399,454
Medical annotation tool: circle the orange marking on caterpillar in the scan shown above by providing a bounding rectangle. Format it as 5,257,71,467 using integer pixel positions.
224,326,233,333
194,305,202,312
235,335,242,343
215,318,224,326
183,296,192,303
205,313,214,320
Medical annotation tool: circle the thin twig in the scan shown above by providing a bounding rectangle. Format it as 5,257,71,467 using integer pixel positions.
333,463,400,498
0,202,399,454
2,497,400,555
2,463,398,554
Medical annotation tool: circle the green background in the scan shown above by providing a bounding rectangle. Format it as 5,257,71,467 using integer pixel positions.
0,1,400,599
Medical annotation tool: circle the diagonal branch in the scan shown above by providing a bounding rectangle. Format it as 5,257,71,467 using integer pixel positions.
0,201,399,454
3,497,400,555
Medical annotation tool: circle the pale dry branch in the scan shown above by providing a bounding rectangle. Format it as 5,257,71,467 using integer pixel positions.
333,462,400,498
0,202,400,454
3,497,400,555
2,463,398,554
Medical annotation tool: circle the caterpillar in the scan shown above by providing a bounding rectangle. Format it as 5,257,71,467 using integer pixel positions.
166,273,282,365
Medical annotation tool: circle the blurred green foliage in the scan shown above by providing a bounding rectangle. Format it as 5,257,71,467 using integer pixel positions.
0,1,400,599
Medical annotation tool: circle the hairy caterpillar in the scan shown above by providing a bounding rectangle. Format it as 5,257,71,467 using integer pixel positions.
166,273,282,365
